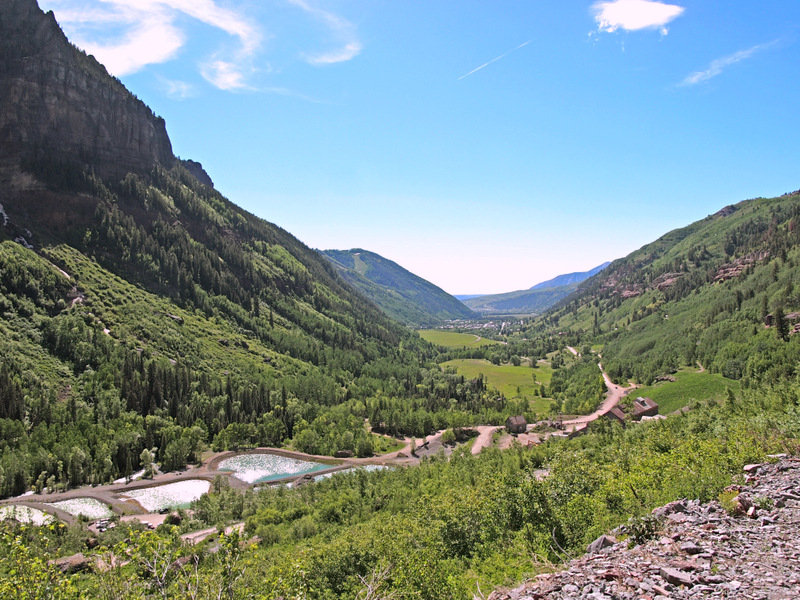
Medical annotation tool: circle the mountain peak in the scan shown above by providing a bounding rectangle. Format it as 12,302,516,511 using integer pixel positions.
321,248,476,326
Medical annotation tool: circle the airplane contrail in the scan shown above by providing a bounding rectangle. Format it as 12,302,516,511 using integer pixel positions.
457,40,532,81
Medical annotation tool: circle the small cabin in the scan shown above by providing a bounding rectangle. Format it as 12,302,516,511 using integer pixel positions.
604,397,659,424
632,397,659,419
605,406,627,423
505,415,527,434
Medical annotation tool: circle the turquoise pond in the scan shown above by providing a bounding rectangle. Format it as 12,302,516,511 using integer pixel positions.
218,453,331,484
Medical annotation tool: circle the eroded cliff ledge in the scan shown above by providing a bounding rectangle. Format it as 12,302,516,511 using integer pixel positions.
0,0,175,179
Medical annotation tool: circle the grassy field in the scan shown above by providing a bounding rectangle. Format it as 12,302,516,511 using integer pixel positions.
632,368,741,414
418,330,502,348
442,358,552,413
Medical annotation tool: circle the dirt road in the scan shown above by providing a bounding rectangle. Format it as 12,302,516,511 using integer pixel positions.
561,362,636,429
470,425,503,455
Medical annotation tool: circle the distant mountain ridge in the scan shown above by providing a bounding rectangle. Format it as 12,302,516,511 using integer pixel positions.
462,262,610,314
321,249,477,327
530,262,610,290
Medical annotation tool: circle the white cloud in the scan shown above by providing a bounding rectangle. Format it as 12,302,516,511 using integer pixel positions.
288,0,362,65
200,59,251,91
592,0,685,35
80,15,184,76
160,78,197,99
154,0,261,54
680,42,775,86
306,42,363,66
42,0,261,88
42,0,361,93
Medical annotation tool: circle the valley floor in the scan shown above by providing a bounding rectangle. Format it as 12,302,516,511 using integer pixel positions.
0,350,639,529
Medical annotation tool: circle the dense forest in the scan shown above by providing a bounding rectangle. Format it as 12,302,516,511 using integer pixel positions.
0,155,540,499
2,373,796,598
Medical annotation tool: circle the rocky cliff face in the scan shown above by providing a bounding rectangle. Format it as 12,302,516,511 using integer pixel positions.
0,0,175,179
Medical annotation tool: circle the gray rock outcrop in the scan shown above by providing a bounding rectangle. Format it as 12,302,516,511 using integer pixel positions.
0,0,175,179
489,457,800,600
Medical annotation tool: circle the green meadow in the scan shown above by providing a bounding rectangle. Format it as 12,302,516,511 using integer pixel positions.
418,329,502,348
631,368,741,414
442,358,552,413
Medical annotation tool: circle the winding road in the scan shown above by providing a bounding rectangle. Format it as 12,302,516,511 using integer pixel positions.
561,362,637,430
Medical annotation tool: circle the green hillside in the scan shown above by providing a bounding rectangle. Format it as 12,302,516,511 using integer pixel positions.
427,192,800,422
631,368,740,414
505,193,800,413
321,248,476,326
0,0,515,499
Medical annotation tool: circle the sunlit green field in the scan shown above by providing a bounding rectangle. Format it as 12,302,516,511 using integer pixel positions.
632,368,741,414
442,358,552,412
418,330,502,348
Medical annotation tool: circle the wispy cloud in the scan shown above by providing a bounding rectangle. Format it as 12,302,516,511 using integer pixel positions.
288,0,362,65
262,87,326,104
457,40,532,81
307,42,363,66
680,42,777,86
159,77,197,99
592,0,685,36
42,0,262,90
44,2,185,74
200,60,253,91
42,0,362,93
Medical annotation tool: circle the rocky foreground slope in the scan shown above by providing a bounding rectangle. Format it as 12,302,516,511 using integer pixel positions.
489,458,800,600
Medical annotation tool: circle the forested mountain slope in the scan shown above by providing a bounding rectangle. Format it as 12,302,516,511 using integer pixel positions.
531,193,800,391
321,248,477,326
0,0,525,498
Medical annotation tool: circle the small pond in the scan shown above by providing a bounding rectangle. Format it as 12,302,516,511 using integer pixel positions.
0,505,55,525
218,453,331,484
119,480,211,512
46,498,114,520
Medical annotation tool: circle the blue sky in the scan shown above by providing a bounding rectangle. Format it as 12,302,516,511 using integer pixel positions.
40,0,800,295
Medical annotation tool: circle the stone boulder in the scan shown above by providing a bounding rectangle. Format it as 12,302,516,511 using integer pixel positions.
50,552,92,574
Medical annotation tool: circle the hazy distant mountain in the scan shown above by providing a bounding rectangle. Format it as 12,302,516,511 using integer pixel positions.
530,262,610,290
462,262,610,314
321,249,477,327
